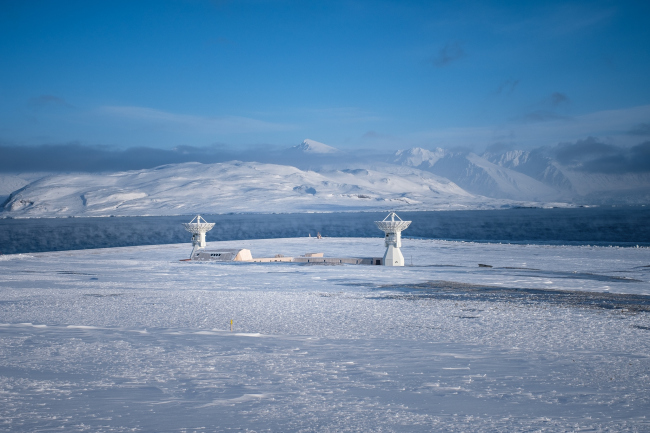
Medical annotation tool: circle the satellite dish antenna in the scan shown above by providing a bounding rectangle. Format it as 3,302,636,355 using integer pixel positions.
183,215,215,259
375,211,411,266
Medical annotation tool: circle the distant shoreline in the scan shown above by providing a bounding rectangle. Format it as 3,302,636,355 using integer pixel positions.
4,202,631,220
1,207,649,255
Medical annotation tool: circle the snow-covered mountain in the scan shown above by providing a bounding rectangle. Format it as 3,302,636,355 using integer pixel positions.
392,146,650,204
291,139,339,154
483,148,650,203
3,160,537,218
393,148,562,201
484,150,573,191
0,174,30,204
393,147,445,168
559,170,650,204
2,141,648,218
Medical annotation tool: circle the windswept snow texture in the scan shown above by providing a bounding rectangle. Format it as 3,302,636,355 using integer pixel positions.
1,238,649,432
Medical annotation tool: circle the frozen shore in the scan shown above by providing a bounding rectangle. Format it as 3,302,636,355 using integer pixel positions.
1,238,649,431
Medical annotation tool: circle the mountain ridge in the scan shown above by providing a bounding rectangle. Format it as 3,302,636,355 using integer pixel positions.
2,140,648,217
2,160,558,218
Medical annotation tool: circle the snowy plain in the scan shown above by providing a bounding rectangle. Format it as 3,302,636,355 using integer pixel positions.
1,237,649,432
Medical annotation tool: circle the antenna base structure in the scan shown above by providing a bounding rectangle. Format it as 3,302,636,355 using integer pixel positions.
374,211,411,266
182,215,215,259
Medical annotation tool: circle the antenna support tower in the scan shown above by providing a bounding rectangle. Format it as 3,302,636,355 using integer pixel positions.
182,215,215,259
374,211,411,266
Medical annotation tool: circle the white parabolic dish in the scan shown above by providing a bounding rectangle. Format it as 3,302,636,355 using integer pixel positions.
182,215,215,234
374,220,412,232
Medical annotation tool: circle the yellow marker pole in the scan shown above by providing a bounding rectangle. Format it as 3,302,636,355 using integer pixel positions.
230,319,233,332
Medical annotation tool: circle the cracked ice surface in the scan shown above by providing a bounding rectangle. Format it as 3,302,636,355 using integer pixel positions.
0,238,649,432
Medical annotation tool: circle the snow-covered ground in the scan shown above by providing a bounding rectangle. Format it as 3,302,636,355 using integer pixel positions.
1,238,649,431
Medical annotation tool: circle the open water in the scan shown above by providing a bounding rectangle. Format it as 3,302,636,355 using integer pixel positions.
1,206,649,254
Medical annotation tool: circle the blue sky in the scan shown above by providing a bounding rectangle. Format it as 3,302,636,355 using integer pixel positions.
1,0,649,157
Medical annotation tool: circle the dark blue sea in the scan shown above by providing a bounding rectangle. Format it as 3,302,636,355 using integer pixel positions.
1,207,648,255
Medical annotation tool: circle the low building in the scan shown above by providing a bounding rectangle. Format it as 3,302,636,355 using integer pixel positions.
192,248,253,262
190,249,382,265
293,256,382,265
